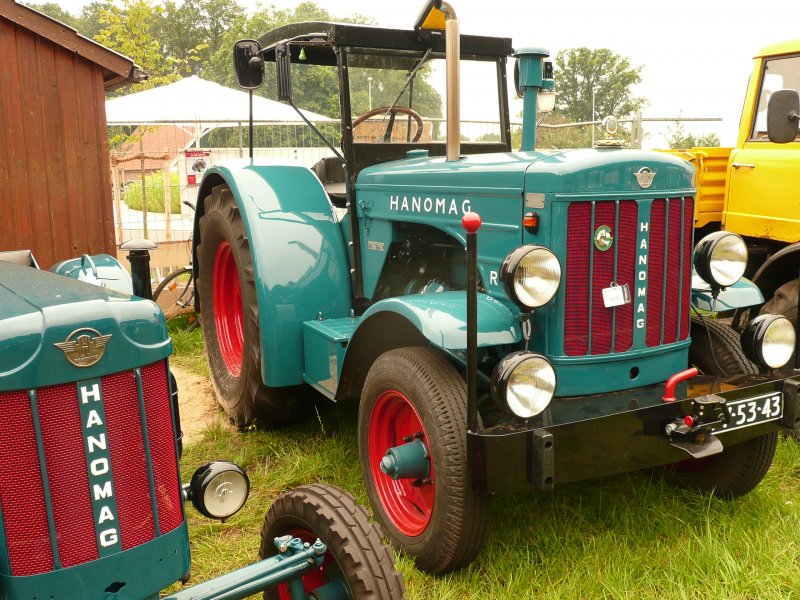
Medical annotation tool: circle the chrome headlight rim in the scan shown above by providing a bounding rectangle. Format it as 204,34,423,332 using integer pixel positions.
693,231,748,289
741,314,796,370
491,351,557,419
189,461,250,520
500,245,562,310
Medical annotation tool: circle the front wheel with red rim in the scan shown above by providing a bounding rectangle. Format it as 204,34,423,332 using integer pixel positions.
197,184,310,429
260,484,404,600
359,347,489,575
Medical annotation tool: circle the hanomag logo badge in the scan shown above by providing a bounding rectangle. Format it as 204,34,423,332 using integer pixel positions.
594,225,614,251
634,167,656,189
55,328,112,367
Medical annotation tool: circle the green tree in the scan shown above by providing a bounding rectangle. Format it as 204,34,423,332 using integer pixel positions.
25,3,78,27
664,121,720,149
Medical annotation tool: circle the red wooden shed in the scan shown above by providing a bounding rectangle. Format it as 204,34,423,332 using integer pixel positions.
0,0,144,268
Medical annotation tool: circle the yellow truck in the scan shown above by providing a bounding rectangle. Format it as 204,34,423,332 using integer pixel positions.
667,39,800,335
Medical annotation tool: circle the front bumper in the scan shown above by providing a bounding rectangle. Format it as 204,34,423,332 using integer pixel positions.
469,373,800,494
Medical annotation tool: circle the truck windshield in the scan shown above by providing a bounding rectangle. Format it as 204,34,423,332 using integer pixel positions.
346,50,503,144
751,55,800,141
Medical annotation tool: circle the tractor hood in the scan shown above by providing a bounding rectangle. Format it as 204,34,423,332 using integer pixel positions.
0,262,171,392
356,147,695,197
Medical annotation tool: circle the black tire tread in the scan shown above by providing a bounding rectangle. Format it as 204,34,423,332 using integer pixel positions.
197,184,310,429
260,483,405,600
359,347,489,575
689,316,758,376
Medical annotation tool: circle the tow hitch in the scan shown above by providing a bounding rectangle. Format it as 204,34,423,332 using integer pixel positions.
665,394,731,459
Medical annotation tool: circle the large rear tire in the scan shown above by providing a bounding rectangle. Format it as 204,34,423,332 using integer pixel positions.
689,316,758,376
358,347,489,575
260,484,405,600
197,184,309,429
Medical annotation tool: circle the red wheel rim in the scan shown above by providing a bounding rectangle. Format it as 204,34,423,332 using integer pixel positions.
276,528,338,600
368,389,434,537
212,241,244,376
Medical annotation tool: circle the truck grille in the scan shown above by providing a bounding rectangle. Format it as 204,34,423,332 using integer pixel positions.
564,197,694,356
0,361,182,576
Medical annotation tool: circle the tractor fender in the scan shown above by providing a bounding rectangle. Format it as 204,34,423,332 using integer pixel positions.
335,291,521,401
691,276,764,313
193,159,352,387
731,241,800,329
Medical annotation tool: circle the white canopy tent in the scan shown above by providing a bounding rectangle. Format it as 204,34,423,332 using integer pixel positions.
106,75,331,134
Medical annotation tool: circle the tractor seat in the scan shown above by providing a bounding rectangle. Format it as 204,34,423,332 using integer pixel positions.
311,157,347,208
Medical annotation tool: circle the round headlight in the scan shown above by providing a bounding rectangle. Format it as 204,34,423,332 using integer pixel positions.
491,352,557,419
500,246,561,309
741,314,796,370
694,232,748,288
189,461,250,520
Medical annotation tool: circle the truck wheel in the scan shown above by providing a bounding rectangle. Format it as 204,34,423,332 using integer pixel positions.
689,316,758,376
358,347,489,575
197,184,309,429
660,431,777,498
760,278,798,364
260,484,405,600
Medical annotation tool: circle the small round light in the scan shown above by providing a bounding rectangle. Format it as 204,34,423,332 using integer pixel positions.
741,314,796,370
694,232,748,288
500,246,561,309
190,462,250,520
491,352,557,419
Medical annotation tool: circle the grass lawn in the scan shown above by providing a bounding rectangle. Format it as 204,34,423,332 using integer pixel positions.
169,321,800,599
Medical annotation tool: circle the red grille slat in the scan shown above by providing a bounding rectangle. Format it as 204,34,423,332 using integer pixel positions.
663,200,684,344
0,391,54,576
590,203,617,354
103,370,156,550
680,198,695,340
646,200,666,347
38,383,98,568
614,202,637,352
141,362,183,534
564,203,591,355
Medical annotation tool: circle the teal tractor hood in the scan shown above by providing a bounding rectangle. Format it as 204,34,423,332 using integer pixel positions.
0,262,171,392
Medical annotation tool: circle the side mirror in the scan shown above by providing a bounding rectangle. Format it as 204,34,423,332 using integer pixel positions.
767,89,800,144
233,39,264,90
275,43,292,102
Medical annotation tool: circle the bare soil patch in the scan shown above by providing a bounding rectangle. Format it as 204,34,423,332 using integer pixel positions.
171,364,227,445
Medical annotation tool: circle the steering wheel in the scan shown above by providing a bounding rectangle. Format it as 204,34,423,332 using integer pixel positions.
352,106,424,143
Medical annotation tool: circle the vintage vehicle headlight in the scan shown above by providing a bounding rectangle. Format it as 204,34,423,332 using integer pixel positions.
693,231,748,288
500,245,561,309
188,461,250,520
491,352,556,418
741,314,796,369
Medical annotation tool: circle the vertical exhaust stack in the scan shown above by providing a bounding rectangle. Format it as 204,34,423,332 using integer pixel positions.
415,0,461,161
442,2,460,161
514,48,554,152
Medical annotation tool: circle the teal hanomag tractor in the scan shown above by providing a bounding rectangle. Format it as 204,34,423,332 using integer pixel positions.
192,0,800,575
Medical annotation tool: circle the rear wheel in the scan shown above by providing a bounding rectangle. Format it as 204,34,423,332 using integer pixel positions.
660,316,775,497
260,484,405,600
358,347,489,575
197,184,309,429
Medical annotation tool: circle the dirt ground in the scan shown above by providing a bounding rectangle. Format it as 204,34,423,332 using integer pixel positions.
170,364,225,445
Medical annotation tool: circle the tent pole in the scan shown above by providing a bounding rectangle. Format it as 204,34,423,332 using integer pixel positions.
249,90,254,160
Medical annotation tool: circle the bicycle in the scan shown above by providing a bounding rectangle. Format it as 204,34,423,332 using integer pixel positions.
152,201,198,331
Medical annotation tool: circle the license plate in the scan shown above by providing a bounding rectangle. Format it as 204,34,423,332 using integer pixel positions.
717,392,783,432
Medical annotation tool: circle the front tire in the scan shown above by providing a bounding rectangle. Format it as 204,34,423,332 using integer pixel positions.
197,184,309,429
260,484,405,600
358,347,489,575
689,316,758,376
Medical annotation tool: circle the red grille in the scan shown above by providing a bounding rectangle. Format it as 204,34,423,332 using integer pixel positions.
0,360,180,575
0,391,53,576
141,362,183,534
564,198,693,356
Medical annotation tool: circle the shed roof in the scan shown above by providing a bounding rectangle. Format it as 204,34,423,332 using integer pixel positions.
0,0,145,90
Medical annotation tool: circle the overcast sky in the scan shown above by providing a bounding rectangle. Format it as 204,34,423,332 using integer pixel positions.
54,0,800,147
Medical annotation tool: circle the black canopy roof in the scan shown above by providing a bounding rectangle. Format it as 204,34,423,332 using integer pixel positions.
257,21,513,64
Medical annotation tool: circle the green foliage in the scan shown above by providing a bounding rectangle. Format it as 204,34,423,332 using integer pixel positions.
25,3,79,27
536,112,593,149
664,121,721,149
555,47,646,122
124,170,180,214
